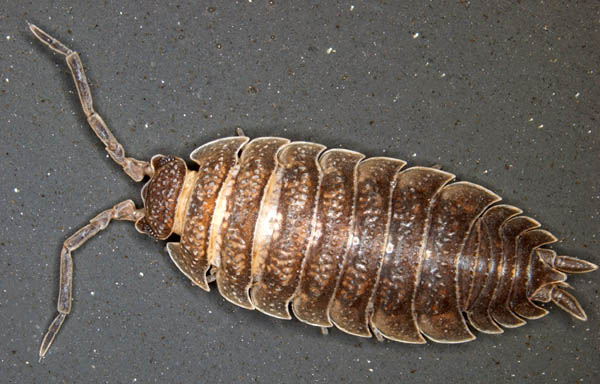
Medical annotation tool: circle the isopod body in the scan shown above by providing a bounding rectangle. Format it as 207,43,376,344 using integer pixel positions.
29,24,597,358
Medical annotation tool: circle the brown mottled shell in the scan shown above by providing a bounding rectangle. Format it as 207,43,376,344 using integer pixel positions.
162,135,596,344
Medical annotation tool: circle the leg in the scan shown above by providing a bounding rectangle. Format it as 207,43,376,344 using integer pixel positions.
236,127,246,137
28,23,152,182
372,326,384,342
39,200,143,358
206,267,217,284
320,327,329,336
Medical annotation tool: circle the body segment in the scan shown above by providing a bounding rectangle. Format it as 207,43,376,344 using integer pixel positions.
250,142,325,319
370,167,454,343
329,157,406,337
216,138,290,309
292,149,364,327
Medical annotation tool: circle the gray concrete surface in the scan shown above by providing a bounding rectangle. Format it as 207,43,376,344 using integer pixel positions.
1,1,599,383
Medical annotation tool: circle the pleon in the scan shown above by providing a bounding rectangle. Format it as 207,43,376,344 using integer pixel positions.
466,205,521,334
250,142,325,319
216,138,289,309
330,157,406,337
509,229,556,319
488,216,539,327
292,149,364,326
370,167,454,343
414,182,500,343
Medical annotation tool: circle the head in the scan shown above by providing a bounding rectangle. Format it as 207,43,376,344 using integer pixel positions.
135,155,188,240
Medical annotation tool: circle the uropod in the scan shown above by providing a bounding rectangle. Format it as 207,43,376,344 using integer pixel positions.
28,24,597,359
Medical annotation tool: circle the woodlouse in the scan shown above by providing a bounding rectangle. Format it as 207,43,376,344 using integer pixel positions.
29,24,597,358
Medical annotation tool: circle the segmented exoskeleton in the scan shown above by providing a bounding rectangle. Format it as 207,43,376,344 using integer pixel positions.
29,24,597,358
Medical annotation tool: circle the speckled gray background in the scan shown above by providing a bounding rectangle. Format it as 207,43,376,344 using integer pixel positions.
1,1,599,383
